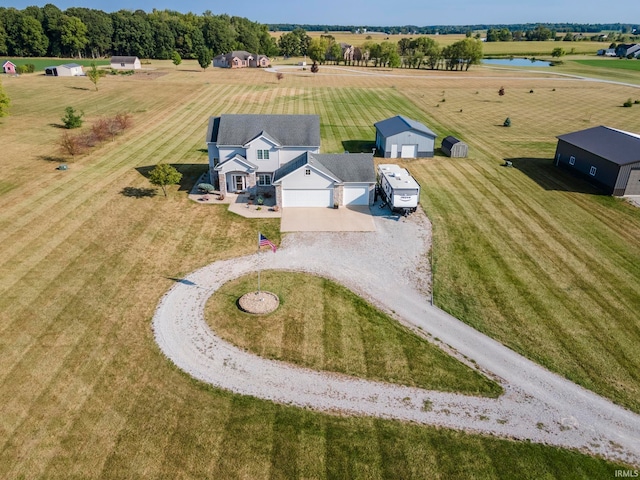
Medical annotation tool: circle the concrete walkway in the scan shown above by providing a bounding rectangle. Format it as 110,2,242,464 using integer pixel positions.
153,206,640,466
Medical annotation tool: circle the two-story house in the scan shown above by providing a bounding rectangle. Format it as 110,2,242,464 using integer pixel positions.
206,114,321,196
206,114,377,208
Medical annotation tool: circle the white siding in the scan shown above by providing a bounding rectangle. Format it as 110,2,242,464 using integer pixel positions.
279,167,334,189
245,137,279,171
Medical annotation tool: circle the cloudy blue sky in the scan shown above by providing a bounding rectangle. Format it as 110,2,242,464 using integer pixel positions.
4,0,638,25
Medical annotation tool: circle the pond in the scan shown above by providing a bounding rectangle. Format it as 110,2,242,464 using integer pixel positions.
483,58,552,67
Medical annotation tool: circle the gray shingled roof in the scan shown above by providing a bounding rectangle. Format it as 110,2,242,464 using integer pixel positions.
111,56,139,63
209,114,320,147
273,152,375,183
374,115,436,138
557,126,640,166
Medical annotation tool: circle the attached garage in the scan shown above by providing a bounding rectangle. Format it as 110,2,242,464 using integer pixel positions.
344,184,370,205
282,189,333,207
273,152,376,209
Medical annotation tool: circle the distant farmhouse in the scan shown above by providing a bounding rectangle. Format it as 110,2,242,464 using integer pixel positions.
554,126,640,196
2,60,16,74
213,51,270,68
374,115,437,158
110,56,141,69
598,44,640,58
206,114,376,208
615,44,640,58
44,63,84,77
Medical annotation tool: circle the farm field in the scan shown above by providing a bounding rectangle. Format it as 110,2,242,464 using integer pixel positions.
1,57,111,71
573,58,640,71
273,31,607,56
0,60,639,476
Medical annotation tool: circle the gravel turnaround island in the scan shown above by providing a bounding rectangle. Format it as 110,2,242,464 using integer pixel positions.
153,204,640,466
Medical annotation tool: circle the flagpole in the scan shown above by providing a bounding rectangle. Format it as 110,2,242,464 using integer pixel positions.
257,232,261,292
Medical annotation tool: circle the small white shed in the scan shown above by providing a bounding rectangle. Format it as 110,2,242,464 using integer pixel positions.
110,56,141,70
44,63,84,77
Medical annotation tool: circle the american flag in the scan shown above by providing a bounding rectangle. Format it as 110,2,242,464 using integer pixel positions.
258,233,277,253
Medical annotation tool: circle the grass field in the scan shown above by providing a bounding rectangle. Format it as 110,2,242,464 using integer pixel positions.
2,57,111,71
574,58,640,71
0,59,638,476
205,271,501,396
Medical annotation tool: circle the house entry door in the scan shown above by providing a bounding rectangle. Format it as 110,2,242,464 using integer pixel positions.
234,176,244,192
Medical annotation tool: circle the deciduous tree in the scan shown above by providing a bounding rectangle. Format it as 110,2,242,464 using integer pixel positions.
148,164,182,197
172,50,182,68
60,15,88,58
86,62,105,91
196,46,213,70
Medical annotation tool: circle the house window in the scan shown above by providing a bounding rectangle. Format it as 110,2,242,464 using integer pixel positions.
305,168,311,176
590,166,597,176
569,156,575,165
258,174,271,186
257,149,269,160
120,63,125,67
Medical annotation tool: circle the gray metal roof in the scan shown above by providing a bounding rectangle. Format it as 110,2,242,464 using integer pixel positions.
61,63,82,68
556,126,640,166
374,115,436,139
273,152,375,184
209,114,320,147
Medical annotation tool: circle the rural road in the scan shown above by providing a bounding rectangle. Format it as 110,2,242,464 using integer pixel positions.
153,205,640,466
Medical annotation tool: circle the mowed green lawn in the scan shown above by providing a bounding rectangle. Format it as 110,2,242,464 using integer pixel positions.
573,58,640,71
0,64,637,477
206,271,501,396
2,57,110,71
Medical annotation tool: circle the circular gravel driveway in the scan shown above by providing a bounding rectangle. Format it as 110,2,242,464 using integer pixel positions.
153,204,640,465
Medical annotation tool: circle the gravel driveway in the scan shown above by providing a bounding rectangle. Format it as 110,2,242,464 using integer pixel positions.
153,202,640,465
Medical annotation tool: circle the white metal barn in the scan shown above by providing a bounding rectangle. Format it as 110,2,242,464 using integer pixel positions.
374,115,437,158
44,63,84,76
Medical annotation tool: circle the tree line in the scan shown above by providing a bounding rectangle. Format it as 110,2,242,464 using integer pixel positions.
270,23,639,35
279,29,482,71
0,6,279,59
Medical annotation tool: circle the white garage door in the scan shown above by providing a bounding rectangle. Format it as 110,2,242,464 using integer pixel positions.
282,189,333,207
344,185,369,205
401,144,418,158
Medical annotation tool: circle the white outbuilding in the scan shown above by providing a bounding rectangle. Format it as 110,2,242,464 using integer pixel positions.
44,63,84,77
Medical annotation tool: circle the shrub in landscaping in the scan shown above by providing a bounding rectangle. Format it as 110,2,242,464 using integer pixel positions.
623,98,633,107
16,64,35,74
503,117,511,127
